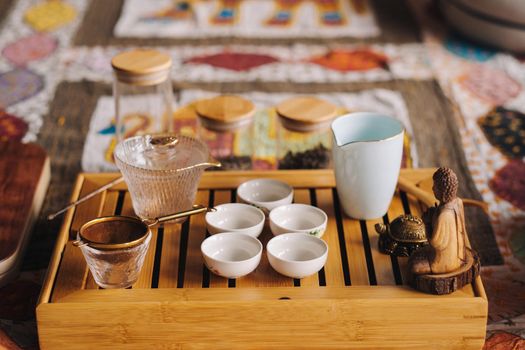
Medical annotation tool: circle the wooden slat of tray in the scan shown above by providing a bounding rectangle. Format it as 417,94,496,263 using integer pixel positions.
50,179,106,302
294,189,319,287
341,216,369,286
208,190,230,288
47,169,483,302
158,222,181,288
120,192,134,216
38,175,84,305
237,228,293,288
316,189,345,287
184,190,209,288
85,170,337,191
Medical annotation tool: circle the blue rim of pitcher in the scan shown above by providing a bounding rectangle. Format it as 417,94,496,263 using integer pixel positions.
331,112,405,147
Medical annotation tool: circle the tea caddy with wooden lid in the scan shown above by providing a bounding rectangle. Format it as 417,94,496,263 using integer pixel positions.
276,96,337,169
195,95,256,170
112,49,174,141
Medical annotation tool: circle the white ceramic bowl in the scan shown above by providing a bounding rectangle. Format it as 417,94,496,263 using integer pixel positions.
269,204,328,237
455,0,525,25
237,179,294,215
441,0,525,52
201,232,262,279
205,203,265,238
267,233,328,279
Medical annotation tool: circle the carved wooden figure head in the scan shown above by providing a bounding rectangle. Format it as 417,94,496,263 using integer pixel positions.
432,167,458,204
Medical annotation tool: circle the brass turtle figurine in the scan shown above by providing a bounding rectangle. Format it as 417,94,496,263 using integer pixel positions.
374,214,428,257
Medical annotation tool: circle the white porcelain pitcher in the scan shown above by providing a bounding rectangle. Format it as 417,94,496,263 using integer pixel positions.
331,112,404,220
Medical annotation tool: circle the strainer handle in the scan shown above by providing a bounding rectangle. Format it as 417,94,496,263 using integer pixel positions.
144,204,213,226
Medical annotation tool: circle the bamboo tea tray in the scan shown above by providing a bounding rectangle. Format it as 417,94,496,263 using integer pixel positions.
37,169,487,349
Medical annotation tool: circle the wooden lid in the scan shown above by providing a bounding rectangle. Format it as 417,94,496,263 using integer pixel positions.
111,49,172,86
276,96,337,131
195,95,255,131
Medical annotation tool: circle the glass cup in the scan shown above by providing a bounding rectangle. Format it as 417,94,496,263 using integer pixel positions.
79,234,151,289
75,216,151,289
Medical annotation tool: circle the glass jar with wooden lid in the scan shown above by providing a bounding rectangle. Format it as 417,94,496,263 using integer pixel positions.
276,96,337,169
112,49,174,141
195,95,255,170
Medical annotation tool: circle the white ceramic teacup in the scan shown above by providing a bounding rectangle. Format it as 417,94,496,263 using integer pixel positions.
267,233,328,279
269,204,327,238
237,179,294,215
201,232,262,279
331,112,404,220
205,203,265,238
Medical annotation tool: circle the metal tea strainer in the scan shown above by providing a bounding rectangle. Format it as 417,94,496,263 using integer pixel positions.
73,205,212,289
73,204,211,249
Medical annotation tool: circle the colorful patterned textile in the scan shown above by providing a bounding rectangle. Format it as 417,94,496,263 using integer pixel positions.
60,43,432,84
409,0,525,331
114,0,379,38
0,0,88,142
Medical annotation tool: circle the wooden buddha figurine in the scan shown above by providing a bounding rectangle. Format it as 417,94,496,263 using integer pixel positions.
409,167,480,294
410,167,466,275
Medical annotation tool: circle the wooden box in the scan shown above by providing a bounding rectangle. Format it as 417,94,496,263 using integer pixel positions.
37,169,487,349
